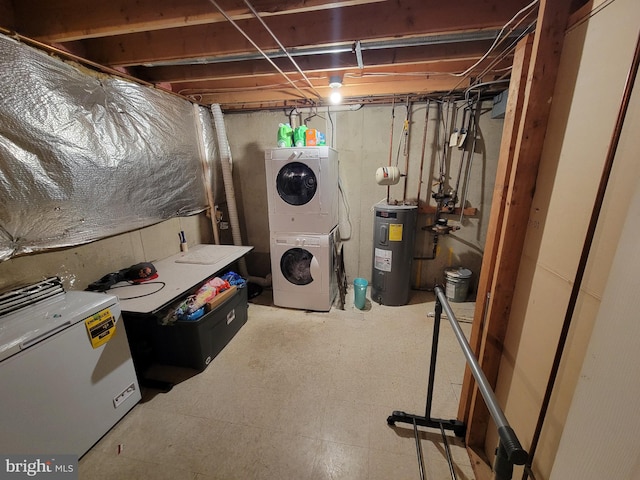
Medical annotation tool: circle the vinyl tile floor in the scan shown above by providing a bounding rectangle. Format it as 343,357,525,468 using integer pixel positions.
79,288,477,480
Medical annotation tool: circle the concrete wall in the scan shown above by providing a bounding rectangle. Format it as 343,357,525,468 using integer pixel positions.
223,101,504,294
0,99,503,301
485,0,640,478
0,214,214,292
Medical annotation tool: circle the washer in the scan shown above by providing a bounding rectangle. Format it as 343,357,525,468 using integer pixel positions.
265,146,339,234
270,227,338,311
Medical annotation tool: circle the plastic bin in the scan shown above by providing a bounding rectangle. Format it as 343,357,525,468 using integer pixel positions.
152,286,248,370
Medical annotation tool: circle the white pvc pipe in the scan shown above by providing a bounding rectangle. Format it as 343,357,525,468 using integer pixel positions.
293,104,363,114
210,104,271,287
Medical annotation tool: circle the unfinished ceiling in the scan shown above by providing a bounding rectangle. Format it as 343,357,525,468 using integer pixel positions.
1,0,563,110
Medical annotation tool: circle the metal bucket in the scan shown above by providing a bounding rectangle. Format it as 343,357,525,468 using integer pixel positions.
444,267,472,302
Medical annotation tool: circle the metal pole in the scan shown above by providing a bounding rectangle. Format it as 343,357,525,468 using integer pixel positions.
424,296,442,419
439,422,458,480
413,418,427,480
434,286,527,468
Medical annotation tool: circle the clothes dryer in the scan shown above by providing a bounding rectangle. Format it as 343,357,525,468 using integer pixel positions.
265,147,339,234
270,227,338,311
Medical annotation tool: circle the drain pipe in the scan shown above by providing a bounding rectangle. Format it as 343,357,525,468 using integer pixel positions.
210,103,272,288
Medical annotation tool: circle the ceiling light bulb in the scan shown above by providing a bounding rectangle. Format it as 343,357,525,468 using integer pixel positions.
329,89,342,104
328,74,343,104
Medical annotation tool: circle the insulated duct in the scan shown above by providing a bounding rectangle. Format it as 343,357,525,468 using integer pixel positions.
194,105,221,245
210,104,271,287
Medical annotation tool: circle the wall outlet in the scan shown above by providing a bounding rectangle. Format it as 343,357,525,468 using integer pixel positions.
113,383,137,408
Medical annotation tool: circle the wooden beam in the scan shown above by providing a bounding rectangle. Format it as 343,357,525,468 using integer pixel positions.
167,59,495,85
66,0,534,67
0,0,14,30
12,0,386,42
457,33,533,429
190,75,470,105
458,36,534,478
167,58,487,91
460,0,573,467
468,445,493,480
173,68,470,92
134,40,499,83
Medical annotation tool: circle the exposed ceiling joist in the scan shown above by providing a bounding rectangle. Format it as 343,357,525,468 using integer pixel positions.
0,0,581,110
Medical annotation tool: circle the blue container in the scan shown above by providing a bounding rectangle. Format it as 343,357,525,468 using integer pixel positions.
353,277,368,310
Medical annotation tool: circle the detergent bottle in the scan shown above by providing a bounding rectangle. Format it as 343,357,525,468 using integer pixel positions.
277,123,293,147
293,125,308,146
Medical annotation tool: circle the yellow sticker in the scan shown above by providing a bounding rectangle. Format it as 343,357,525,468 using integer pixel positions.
389,224,403,241
85,308,116,349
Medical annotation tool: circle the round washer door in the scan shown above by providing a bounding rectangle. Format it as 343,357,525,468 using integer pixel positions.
280,247,316,285
276,162,317,206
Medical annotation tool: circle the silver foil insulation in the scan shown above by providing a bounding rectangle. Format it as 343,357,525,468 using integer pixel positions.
0,34,214,261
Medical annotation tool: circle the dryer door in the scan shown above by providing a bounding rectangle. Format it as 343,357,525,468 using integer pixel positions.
276,161,317,206
279,247,320,286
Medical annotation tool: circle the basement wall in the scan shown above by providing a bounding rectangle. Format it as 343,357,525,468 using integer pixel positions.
0,49,504,302
223,102,504,293
0,214,214,292
485,0,640,478
0,100,503,296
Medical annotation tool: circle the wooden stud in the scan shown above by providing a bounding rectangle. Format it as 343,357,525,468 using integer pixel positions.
459,1,573,476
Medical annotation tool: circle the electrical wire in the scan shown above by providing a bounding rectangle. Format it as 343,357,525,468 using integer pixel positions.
471,19,537,82
206,0,317,102
326,106,335,148
338,177,353,240
567,0,615,33
243,0,323,100
463,79,511,102
452,0,539,78
111,281,166,300
177,75,327,95
441,1,539,98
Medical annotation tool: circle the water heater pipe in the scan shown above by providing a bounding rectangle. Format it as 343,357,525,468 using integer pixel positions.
210,104,272,287
387,97,396,204
402,98,413,203
416,99,431,204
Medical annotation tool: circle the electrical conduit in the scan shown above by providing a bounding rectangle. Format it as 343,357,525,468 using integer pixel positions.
210,104,272,287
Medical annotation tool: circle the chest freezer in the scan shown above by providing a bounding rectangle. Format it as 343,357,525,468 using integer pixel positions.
0,286,141,457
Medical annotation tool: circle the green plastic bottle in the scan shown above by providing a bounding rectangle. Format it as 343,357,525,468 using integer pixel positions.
293,125,308,146
277,123,293,147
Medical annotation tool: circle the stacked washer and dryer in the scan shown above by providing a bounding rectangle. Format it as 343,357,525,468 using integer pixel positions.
265,147,339,311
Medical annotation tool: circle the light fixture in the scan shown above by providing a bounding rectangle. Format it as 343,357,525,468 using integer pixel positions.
329,74,343,105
